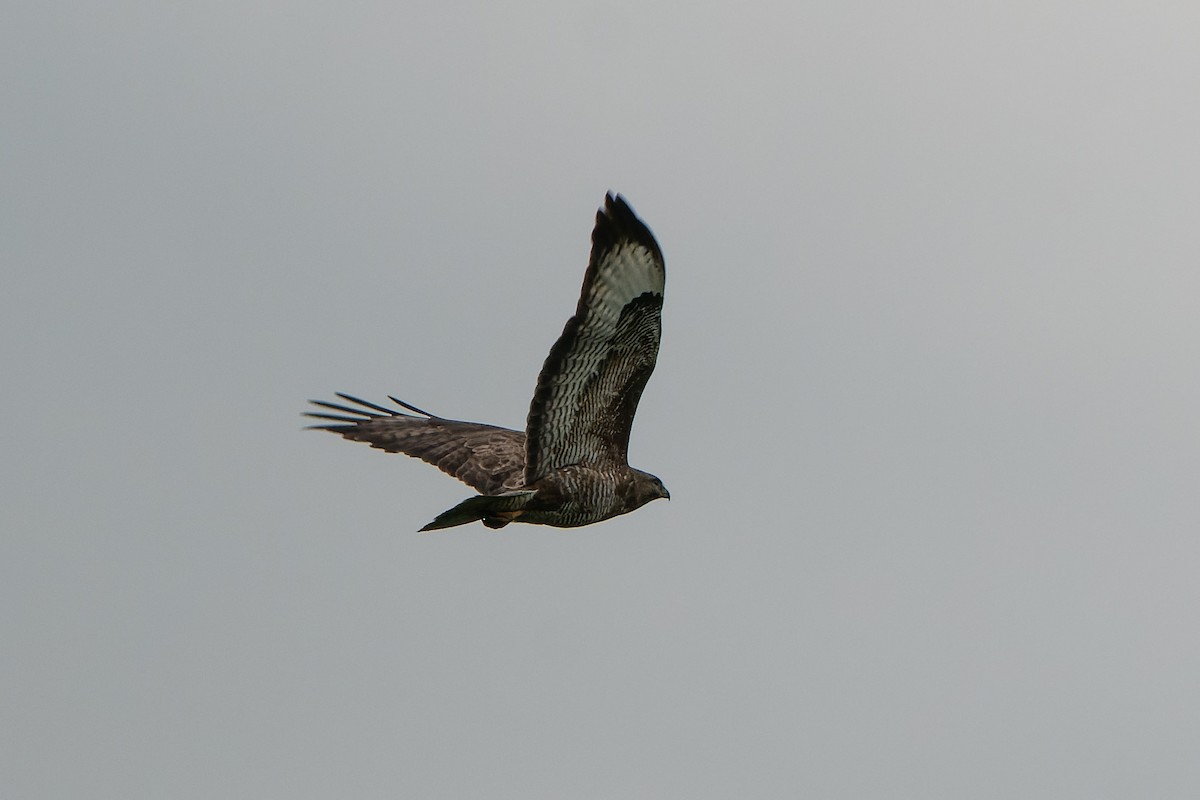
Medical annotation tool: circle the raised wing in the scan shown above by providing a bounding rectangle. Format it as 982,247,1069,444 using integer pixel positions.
305,393,526,494
524,194,665,481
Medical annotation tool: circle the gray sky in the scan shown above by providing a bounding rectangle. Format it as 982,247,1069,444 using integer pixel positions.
4,2,1199,797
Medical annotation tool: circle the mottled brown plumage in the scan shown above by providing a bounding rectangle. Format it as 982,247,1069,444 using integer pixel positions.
305,193,669,531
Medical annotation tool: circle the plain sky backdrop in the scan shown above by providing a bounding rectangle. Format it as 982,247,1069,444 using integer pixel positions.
4,2,1199,798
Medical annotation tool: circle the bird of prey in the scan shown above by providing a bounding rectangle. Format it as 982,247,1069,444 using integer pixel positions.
305,193,669,531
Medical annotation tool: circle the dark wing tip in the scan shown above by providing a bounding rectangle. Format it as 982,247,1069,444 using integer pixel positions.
594,192,663,265
303,393,435,429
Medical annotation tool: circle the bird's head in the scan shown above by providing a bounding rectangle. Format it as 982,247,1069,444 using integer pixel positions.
630,469,670,510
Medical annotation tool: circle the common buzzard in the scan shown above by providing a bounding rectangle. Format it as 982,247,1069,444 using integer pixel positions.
306,193,669,531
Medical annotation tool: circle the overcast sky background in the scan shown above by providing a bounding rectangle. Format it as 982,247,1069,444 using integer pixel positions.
4,2,1199,797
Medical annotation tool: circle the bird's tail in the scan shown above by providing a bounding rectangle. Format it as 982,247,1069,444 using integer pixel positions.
419,491,538,532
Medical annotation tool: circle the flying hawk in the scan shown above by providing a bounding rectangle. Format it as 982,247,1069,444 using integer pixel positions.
305,193,669,531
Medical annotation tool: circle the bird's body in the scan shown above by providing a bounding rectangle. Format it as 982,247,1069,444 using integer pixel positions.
306,193,669,531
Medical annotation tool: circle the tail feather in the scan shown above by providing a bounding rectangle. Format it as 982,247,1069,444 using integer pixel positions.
419,491,537,532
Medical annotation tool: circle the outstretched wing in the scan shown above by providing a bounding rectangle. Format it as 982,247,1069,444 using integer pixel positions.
524,193,665,482
305,393,527,494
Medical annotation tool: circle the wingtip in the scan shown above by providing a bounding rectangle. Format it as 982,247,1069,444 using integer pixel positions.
591,191,661,266
603,191,631,217
417,516,460,532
